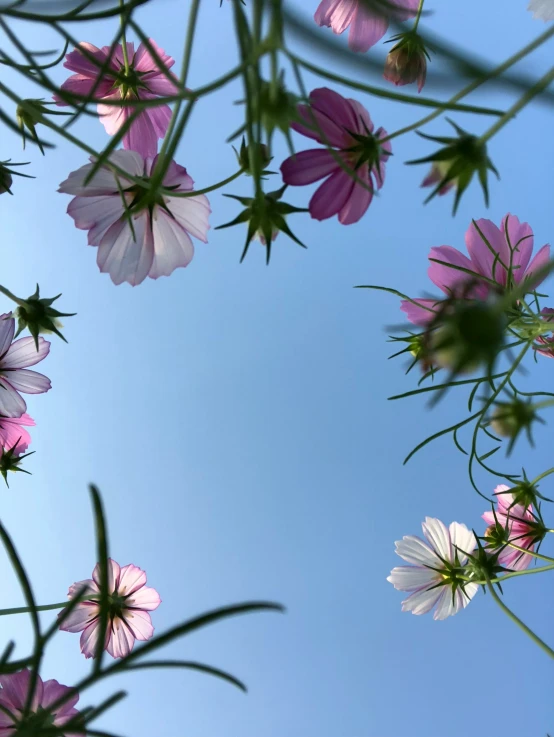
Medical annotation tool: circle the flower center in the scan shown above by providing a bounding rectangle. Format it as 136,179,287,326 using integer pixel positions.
113,67,147,99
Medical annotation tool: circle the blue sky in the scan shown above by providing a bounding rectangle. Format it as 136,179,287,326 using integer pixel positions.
0,1,553,735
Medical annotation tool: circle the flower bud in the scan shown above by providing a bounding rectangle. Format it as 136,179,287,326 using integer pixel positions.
384,32,428,92
13,284,75,349
235,137,273,176
0,167,13,195
0,444,33,487
489,398,542,453
407,119,499,213
16,99,69,154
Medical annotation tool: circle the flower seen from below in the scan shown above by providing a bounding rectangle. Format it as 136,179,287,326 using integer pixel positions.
281,87,391,224
58,150,211,286
0,313,51,418
383,32,428,92
0,413,35,454
400,214,550,326
314,0,419,52
56,40,179,157
387,516,478,620
483,485,540,571
59,558,161,659
0,669,81,736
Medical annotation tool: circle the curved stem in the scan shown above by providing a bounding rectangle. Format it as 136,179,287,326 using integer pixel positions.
164,168,244,198
486,576,554,659
508,543,554,564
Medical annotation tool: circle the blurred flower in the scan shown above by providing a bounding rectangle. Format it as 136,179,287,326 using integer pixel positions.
0,168,12,195
55,40,179,157
0,669,81,735
58,150,210,286
12,284,75,349
528,0,554,20
384,31,428,92
489,398,543,453
400,214,550,325
0,313,51,418
387,517,478,620
483,485,541,570
408,119,498,213
0,160,34,196
314,0,419,52
0,413,34,454
60,558,161,659
281,87,391,224
16,99,71,155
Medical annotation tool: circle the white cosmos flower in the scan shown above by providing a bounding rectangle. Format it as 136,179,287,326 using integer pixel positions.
528,0,554,20
387,517,478,621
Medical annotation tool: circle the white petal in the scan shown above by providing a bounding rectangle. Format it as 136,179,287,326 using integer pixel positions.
387,565,439,592
528,0,554,21
432,588,457,620
401,586,442,616
422,517,452,562
97,212,154,286
394,535,439,568
449,522,476,565
59,150,145,196
167,193,211,242
149,210,194,280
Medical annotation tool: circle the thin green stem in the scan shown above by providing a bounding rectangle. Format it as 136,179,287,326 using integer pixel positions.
508,543,554,564
413,0,424,31
384,23,554,141
119,0,131,73
479,65,554,144
0,602,66,617
486,576,554,659
163,168,244,198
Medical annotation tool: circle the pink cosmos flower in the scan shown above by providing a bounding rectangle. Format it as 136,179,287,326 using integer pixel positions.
0,313,51,418
58,150,211,286
387,517,478,620
483,485,537,570
401,214,551,326
0,413,34,454
534,307,554,358
59,558,161,659
421,163,455,196
0,669,80,736
280,87,391,224
314,0,419,52
56,40,179,158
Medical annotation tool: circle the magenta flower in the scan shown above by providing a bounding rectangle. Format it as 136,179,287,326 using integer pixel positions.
0,313,51,418
280,87,391,224
0,669,80,736
314,0,419,52
0,413,34,454
60,558,161,659
56,40,179,158
58,150,211,286
401,214,551,326
483,485,538,570
387,517,478,620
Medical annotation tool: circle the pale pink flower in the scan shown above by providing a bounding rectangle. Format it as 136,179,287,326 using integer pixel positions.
421,163,455,196
0,413,34,454
387,517,478,620
528,0,554,20
0,669,80,736
60,558,161,659
55,40,179,158
314,0,419,52
401,214,551,326
58,150,210,286
483,485,537,570
280,87,391,224
0,313,51,418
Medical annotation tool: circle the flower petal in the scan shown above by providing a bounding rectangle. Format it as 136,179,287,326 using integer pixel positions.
93,558,121,594
387,565,438,592
107,618,136,658
2,336,50,369
0,315,15,359
401,585,442,616
422,517,452,562
124,608,154,641
97,212,154,286
309,167,355,221
2,369,51,395
400,297,440,326
281,149,338,186
338,165,373,224
393,534,438,568
127,585,161,611
0,378,27,418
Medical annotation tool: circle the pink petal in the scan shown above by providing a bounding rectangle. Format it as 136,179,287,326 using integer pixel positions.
292,88,359,148
314,0,356,33
0,416,32,452
124,609,153,641
2,336,50,369
96,92,126,135
309,167,355,221
347,98,374,136
59,602,99,633
0,669,33,710
133,39,175,73
281,149,338,186
127,585,161,611
400,298,441,326
93,558,121,594
63,42,112,76
427,245,480,296
148,210,195,280
80,619,103,658
136,93,172,137
501,214,533,284
348,4,389,52
524,244,551,290
122,107,160,159
107,619,136,658
337,164,373,224
41,680,79,714
0,378,27,418
465,218,510,286
117,564,147,596
56,75,114,104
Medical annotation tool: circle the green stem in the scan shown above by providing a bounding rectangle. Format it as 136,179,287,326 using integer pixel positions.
0,602,66,617
508,543,554,564
384,24,554,141
0,285,25,306
119,0,131,74
486,576,554,659
479,65,554,144
413,0,424,31
163,168,244,198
